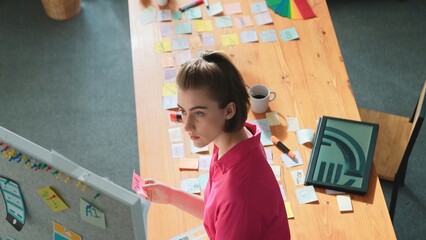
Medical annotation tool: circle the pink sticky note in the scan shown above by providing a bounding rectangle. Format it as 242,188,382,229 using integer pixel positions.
132,171,148,197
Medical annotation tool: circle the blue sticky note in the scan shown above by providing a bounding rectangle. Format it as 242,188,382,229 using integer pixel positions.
175,22,192,34
173,11,182,20
280,28,299,41
260,30,278,43
186,6,203,20
172,38,190,50
215,16,233,28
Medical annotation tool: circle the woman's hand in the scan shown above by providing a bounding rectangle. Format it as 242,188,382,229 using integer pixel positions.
141,178,175,204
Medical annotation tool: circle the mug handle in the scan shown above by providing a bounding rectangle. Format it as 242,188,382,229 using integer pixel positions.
269,91,276,101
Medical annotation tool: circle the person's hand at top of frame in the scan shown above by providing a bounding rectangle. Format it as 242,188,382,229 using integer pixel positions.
141,178,174,204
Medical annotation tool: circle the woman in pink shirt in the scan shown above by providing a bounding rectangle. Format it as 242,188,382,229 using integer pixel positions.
142,51,290,239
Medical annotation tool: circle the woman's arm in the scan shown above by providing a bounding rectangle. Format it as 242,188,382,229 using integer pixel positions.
142,179,204,219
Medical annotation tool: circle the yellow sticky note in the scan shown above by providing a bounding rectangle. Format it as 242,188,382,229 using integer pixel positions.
285,201,294,219
155,39,172,53
194,20,213,32
162,82,177,96
37,186,69,212
179,158,199,170
221,33,239,46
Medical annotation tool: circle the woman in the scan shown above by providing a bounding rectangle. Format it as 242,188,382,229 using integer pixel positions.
142,51,290,239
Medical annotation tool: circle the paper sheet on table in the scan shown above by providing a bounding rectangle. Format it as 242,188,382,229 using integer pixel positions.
295,185,318,204
260,30,278,43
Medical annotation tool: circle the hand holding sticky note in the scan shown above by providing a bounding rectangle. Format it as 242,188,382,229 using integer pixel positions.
132,171,148,198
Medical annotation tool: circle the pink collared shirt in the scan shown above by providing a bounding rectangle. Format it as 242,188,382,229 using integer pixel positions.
203,122,290,240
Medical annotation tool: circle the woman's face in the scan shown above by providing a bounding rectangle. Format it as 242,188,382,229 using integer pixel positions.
177,88,230,148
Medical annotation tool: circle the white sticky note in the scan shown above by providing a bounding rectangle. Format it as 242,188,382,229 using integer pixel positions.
162,95,178,110
250,2,268,14
234,16,254,28
157,9,172,22
249,119,273,146
224,2,242,15
271,165,281,181
181,178,201,194
208,2,223,16
290,169,305,185
264,148,273,164
281,151,303,168
296,129,315,144
254,12,273,26
336,195,353,212
171,143,185,158
168,127,183,143
240,30,258,43
201,33,215,46
190,140,209,153
295,185,318,204
280,27,299,41
174,50,192,66
279,184,287,201
198,155,212,170
286,117,300,131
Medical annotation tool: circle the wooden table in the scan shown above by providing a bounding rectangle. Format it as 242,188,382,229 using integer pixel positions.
128,0,396,239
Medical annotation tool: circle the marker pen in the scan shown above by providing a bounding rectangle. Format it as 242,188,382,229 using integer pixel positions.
179,0,203,12
271,136,296,160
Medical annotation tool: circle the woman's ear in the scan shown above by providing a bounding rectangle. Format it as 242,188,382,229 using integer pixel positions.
225,102,236,120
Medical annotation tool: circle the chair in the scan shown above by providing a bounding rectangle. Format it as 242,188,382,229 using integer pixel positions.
358,80,426,221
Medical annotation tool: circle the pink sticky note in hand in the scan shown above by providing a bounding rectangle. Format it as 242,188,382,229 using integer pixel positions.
132,171,148,198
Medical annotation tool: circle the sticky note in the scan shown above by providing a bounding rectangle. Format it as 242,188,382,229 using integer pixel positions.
271,165,281,181
157,9,172,22
221,33,239,46
80,198,106,229
172,37,190,51
207,2,223,16
248,119,273,146
138,6,156,25
186,7,202,19
154,39,172,53
198,155,212,170
286,117,300,131
201,33,215,46
190,140,209,153
179,157,199,170
281,151,303,168
189,34,203,48
234,16,253,28
254,12,273,26
198,173,209,190
160,53,175,67
53,221,82,240
171,143,185,158
172,11,182,20
284,201,294,219
224,2,242,15
160,22,173,37
240,30,258,43
175,22,192,34
37,186,69,212
296,128,315,144
264,148,273,164
194,20,213,32
168,127,183,143
295,185,318,204
163,67,176,82
279,184,287,201
266,112,281,126
132,171,148,197
162,82,177,96
336,195,353,212
174,50,192,66
290,169,306,185
250,2,268,14
280,27,299,41
181,178,201,194
215,16,233,28
162,95,178,109
260,30,278,43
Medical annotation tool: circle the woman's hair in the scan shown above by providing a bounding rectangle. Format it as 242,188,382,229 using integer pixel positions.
176,50,249,133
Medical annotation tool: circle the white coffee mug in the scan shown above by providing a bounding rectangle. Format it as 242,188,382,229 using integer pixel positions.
249,84,276,113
